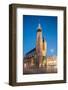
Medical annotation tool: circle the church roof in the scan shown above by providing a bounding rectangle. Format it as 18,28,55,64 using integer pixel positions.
26,48,36,56
24,48,36,61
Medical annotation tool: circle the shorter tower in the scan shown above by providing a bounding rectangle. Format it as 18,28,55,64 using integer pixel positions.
42,38,47,57
42,38,47,66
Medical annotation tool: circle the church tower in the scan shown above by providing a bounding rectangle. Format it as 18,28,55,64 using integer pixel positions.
42,38,47,66
42,38,47,57
36,24,43,67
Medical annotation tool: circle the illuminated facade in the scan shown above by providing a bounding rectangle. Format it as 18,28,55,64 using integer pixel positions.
46,56,57,72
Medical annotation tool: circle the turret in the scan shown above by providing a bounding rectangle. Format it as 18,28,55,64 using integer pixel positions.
42,37,47,67
42,37,47,56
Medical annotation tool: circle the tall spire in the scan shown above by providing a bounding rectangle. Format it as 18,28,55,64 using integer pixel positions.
38,23,42,29
37,23,42,32
39,23,41,29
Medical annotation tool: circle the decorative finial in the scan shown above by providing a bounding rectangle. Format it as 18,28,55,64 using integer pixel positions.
37,23,42,30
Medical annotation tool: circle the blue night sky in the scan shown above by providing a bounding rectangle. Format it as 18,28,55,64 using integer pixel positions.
23,15,57,56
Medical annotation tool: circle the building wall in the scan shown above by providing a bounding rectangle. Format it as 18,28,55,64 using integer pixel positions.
46,56,57,72
24,56,34,69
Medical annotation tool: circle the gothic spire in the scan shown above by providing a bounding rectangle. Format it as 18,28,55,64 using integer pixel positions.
37,23,42,32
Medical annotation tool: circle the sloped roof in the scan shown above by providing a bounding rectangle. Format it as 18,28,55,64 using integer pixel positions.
26,48,36,56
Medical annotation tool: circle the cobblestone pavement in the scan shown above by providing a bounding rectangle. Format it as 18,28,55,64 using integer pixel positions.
23,66,57,74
